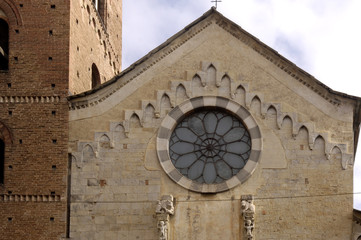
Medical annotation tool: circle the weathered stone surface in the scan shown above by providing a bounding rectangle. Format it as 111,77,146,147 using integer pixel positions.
68,8,359,240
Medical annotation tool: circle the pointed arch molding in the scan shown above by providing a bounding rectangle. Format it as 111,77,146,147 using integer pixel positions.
214,16,341,106
0,0,23,26
68,20,214,111
0,121,13,145
72,61,353,171
69,12,347,116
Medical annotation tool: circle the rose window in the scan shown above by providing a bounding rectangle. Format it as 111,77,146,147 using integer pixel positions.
169,108,251,184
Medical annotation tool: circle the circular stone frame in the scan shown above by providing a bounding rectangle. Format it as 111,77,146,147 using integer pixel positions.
156,96,262,193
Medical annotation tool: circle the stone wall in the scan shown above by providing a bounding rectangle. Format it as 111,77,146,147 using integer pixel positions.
68,14,356,239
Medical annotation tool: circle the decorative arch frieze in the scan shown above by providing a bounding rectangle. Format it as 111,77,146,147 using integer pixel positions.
158,61,353,169
81,143,97,161
124,110,143,130
72,120,132,166
71,61,353,171
215,17,342,106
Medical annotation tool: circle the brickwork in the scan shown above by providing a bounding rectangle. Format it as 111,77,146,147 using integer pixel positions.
69,0,121,94
0,1,70,239
0,0,122,239
105,0,122,63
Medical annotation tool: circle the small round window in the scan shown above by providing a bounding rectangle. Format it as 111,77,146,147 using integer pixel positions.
169,108,251,184
157,96,262,193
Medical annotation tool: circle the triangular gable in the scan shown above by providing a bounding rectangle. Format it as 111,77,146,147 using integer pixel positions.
68,7,361,154
69,7,360,104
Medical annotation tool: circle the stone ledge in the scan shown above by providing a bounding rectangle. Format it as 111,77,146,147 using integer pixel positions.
0,96,61,103
0,194,62,202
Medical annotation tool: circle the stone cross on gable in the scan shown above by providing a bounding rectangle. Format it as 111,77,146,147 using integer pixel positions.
211,0,222,9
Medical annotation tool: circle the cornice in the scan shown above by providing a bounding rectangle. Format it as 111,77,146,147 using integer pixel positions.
214,17,343,106
0,194,62,202
0,96,61,103
69,8,361,111
68,18,213,110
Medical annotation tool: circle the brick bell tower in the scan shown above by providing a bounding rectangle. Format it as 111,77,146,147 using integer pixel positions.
0,0,122,239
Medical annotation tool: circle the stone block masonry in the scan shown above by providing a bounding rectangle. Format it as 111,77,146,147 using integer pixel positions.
67,12,359,237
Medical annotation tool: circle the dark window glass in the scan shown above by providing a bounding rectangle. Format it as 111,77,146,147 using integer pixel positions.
0,19,9,70
169,108,251,184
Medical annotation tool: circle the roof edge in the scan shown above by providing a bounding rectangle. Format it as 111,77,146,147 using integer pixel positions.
68,7,361,104
68,7,218,101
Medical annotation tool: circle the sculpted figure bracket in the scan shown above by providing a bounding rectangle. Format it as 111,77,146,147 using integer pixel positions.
156,195,175,215
241,195,255,240
156,195,174,240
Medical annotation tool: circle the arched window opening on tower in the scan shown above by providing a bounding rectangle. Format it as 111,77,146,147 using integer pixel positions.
91,63,101,89
98,0,106,25
0,139,4,184
91,0,106,27
92,0,99,10
0,18,9,70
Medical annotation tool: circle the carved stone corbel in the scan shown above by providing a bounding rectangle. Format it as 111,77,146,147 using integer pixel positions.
241,195,255,240
155,195,174,240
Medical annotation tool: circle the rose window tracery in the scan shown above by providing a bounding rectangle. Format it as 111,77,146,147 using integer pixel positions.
169,109,251,184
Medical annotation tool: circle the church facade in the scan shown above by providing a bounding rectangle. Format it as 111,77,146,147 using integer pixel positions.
1,1,361,239
68,8,361,240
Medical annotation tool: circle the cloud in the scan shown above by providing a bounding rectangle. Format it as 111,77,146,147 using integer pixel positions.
122,0,209,68
274,34,307,67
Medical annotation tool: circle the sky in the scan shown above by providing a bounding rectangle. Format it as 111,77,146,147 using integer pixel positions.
122,0,361,210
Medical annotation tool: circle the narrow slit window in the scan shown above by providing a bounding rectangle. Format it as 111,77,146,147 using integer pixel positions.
92,0,106,26
91,63,100,89
0,139,5,184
